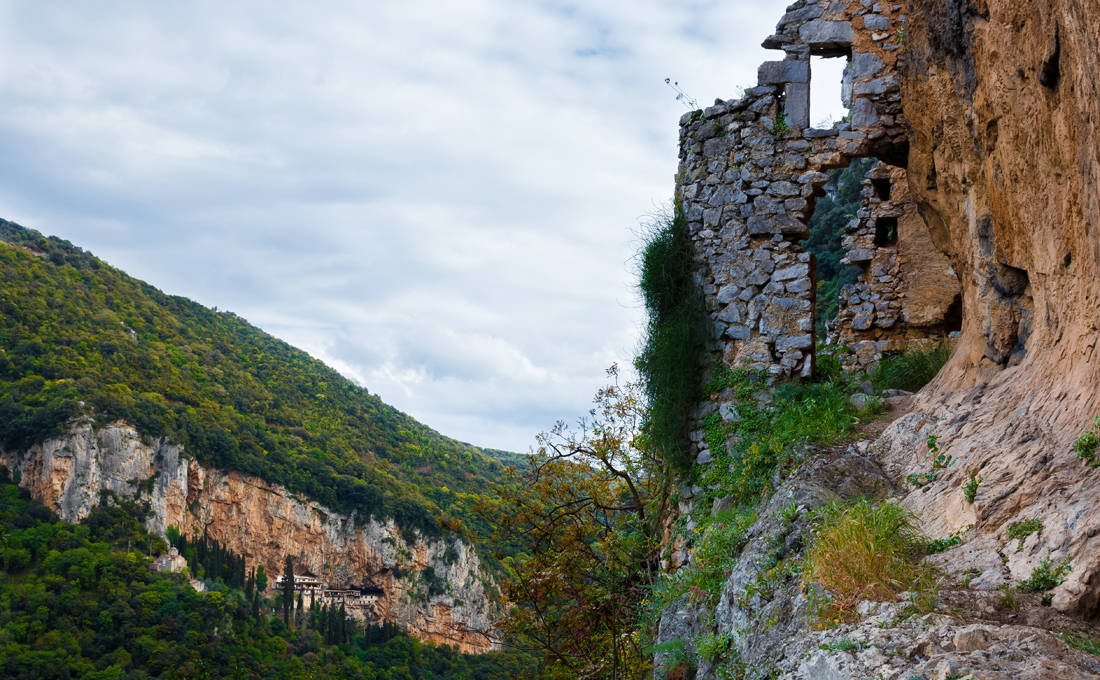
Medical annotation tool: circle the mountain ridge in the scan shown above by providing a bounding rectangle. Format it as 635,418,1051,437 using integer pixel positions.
0,217,518,546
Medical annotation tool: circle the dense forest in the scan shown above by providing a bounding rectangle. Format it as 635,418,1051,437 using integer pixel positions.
0,468,538,679
0,219,516,543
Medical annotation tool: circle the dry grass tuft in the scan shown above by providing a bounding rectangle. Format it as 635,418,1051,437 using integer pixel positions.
803,499,936,621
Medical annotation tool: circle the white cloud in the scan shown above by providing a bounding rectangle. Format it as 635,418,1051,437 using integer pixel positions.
0,1,846,451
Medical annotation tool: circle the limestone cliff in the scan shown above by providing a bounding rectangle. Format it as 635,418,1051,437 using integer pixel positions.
0,420,499,654
895,0,1100,615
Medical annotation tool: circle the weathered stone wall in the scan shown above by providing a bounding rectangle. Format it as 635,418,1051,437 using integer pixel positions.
833,161,961,369
675,0,907,385
673,0,908,487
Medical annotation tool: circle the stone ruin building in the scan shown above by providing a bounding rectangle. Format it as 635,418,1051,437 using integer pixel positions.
274,571,385,621
670,0,964,562
830,161,961,369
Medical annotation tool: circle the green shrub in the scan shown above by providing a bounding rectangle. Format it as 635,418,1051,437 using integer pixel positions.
695,631,733,663
635,211,708,472
1073,414,1100,466
870,343,952,393
1018,554,1071,593
963,472,981,503
1006,518,1043,550
925,529,965,554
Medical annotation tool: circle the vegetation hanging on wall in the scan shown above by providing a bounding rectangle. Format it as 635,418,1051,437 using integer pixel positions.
634,211,708,472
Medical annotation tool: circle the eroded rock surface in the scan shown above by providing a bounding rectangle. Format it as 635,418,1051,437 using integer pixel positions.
0,420,498,654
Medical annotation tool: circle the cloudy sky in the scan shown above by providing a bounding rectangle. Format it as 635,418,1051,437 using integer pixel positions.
0,1,847,452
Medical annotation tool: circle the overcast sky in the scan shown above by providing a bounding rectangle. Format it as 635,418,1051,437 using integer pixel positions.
0,1,847,452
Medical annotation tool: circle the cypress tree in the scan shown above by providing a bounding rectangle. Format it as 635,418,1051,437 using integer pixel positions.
280,555,294,626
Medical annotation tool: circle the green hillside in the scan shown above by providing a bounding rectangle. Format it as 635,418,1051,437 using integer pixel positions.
0,469,537,678
0,218,516,542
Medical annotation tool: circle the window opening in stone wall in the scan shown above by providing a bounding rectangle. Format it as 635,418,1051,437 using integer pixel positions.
872,177,892,201
810,55,850,128
875,216,898,246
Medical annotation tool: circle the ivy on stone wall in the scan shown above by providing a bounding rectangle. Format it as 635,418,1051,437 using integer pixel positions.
635,211,708,473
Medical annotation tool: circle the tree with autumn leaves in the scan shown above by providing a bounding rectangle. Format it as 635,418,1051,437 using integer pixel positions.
484,365,675,680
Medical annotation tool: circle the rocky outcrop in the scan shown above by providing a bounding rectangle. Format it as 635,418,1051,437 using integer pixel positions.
883,0,1100,618
656,439,1100,679
0,420,498,654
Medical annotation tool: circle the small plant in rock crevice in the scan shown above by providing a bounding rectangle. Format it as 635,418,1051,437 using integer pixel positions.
772,110,790,136
963,472,981,503
907,434,954,488
1018,553,1072,594
1073,414,1100,466
1005,518,1043,551
925,526,969,554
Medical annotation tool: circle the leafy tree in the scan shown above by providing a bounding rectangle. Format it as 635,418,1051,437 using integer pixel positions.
485,367,672,679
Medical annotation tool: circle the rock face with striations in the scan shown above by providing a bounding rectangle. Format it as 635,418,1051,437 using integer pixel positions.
888,0,1100,618
0,420,499,654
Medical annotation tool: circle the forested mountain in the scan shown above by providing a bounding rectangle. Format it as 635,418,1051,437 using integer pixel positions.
0,469,537,679
0,218,515,542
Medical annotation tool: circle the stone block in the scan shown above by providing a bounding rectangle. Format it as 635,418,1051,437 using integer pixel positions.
717,304,743,324
773,263,810,282
786,277,812,294
798,20,855,49
853,75,899,96
852,314,874,330
850,97,878,128
850,51,886,80
716,283,741,304
846,248,876,262
747,215,773,235
758,59,809,85
768,181,800,197
725,325,752,340
784,82,810,129
775,334,813,351
861,14,890,31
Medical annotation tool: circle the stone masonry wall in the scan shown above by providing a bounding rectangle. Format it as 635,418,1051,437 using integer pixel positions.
673,0,908,474
832,161,962,369
667,0,912,570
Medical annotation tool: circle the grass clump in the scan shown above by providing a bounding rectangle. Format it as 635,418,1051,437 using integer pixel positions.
803,499,936,621
870,343,952,393
1062,630,1100,655
636,211,708,473
818,638,859,652
1073,414,1100,466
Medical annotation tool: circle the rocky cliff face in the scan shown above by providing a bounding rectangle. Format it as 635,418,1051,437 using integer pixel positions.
0,420,498,654
891,0,1100,617
657,0,1100,677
